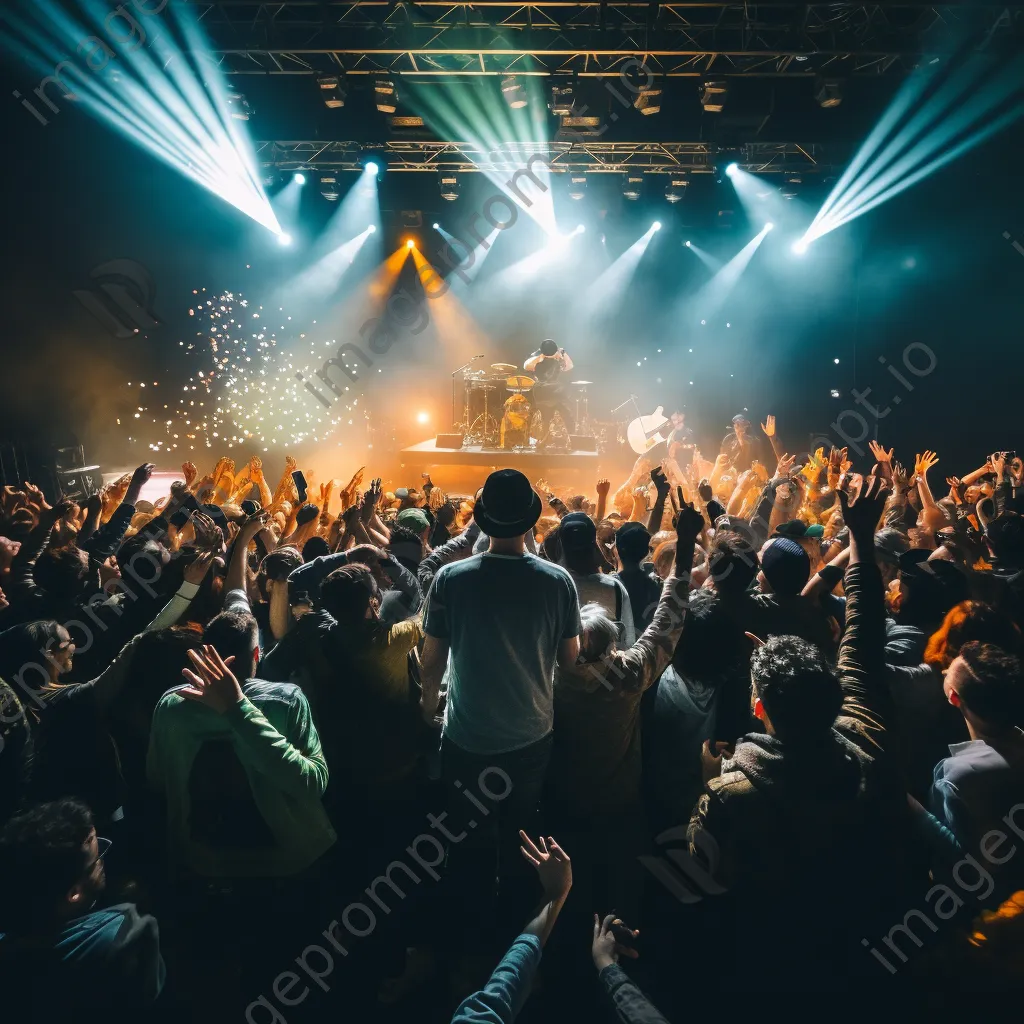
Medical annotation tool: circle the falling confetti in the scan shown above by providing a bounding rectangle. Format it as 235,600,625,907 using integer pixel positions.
117,287,367,454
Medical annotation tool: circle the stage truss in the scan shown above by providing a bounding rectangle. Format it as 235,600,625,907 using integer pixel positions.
186,2,1021,78
255,139,833,175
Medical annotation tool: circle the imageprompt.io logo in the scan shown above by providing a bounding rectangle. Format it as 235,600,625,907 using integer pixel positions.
73,258,160,338
639,825,725,904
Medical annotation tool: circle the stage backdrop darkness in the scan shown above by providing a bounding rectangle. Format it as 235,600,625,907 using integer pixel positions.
1,61,1023,481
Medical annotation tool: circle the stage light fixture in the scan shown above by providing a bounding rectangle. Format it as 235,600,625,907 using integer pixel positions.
622,174,644,201
318,76,346,108
226,90,253,121
568,174,587,200
367,224,377,233
652,221,662,231
577,224,586,233
293,172,307,185
277,232,293,246
439,173,461,201
365,162,380,175
725,163,739,177
549,84,575,117
417,411,430,424
374,78,398,114
792,239,809,255
634,88,662,116
320,173,340,202
432,222,440,230
501,75,528,109
830,389,841,398
685,240,692,247
700,79,728,113
764,221,774,231
814,77,844,109
406,239,415,249
665,177,688,203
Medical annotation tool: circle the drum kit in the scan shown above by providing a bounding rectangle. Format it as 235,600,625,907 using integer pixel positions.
458,362,594,450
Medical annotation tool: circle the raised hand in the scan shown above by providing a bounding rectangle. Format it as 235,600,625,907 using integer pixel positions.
592,914,640,972
697,477,714,503
891,461,909,492
595,478,611,498
248,455,263,479
182,547,218,586
180,645,244,714
915,450,939,477
838,469,891,545
547,493,569,518
519,831,572,903
360,478,383,523
190,511,223,551
125,463,157,504
760,414,776,438
946,476,966,505
22,481,51,511
773,453,797,482
990,452,1008,481
868,440,894,464
181,461,198,487
673,489,704,544
650,466,670,498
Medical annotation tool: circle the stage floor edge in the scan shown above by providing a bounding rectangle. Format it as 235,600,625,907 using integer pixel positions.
400,439,600,468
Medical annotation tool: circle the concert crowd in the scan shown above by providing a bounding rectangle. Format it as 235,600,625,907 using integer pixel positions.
0,414,1023,1019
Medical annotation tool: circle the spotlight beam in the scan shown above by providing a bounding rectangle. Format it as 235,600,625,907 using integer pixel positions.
3,0,280,235
580,223,658,319
804,53,1024,247
692,223,772,316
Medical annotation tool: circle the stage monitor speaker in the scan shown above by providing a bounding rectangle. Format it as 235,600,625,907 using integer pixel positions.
435,433,465,450
570,435,598,452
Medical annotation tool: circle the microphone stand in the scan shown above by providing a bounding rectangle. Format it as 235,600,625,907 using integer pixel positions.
452,359,475,430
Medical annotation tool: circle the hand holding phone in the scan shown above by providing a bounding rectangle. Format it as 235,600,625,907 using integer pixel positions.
292,470,308,504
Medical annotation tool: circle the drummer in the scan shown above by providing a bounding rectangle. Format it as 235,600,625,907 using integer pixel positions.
523,340,575,434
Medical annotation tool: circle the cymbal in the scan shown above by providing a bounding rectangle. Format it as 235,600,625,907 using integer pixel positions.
491,362,517,373
506,375,534,390
570,380,593,385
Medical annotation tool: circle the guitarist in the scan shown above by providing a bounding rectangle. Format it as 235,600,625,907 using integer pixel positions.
524,339,575,434
666,409,695,469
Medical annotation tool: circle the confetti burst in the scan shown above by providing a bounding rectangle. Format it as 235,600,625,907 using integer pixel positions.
119,287,366,455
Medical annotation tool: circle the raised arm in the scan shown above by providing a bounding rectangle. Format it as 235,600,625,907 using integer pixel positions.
610,494,701,692
914,450,940,509
593,915,670,1024
450,833,571,1024
760,414,784,462
419,521,481,591
646,468,670,533
224,512,268,603
595,478,610,525
179,645,329,796
834,471,891,757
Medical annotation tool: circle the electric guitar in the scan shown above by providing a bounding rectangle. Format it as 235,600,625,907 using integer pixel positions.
626,405,670,455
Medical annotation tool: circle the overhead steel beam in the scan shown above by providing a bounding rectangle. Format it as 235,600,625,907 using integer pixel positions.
254,138,834,173
180,2,1022,76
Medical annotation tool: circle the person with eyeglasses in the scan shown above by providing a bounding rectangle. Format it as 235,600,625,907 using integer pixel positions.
0,798,165,1015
